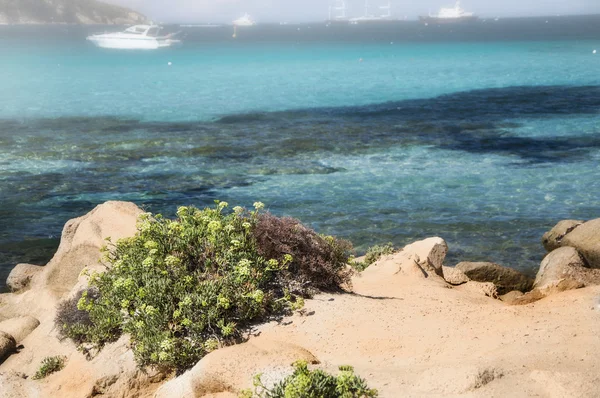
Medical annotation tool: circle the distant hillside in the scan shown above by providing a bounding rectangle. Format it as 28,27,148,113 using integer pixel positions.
0,0,147,24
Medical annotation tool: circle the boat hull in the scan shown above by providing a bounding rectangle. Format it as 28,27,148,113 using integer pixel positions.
87,36,180,50
419,15,479,24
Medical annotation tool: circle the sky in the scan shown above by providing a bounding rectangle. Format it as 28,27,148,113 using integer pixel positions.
107,0,600,23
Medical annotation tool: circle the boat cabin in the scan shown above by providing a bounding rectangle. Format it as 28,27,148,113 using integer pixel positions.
124,25,162,37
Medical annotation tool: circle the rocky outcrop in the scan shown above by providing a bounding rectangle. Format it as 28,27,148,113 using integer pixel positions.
6,263,43,292
455,262,533,295
560,219,600,269
0,202,141,334
155,338,319,398
360,237,448,285
0,316,40,343
36,201,142,296
542,220,584,252
0,0,147,25
0,331,17,363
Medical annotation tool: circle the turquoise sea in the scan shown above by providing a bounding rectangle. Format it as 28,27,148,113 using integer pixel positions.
2,16,600,289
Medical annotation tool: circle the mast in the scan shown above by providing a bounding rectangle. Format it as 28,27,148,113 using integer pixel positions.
379,0,391,18
330,0,346,20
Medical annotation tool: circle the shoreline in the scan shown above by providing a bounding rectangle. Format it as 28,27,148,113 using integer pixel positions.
1,202,599,396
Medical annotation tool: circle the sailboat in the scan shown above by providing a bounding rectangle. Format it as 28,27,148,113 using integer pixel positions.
327,0,349,23
349,1,395,24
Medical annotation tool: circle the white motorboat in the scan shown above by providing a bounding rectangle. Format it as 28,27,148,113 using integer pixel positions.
419,1,478,24
233,14,256,27
87,25,181,50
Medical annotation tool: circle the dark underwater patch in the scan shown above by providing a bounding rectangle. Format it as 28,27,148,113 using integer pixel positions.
2,84,600,290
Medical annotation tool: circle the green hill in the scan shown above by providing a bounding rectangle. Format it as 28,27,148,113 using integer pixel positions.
0,0,147,24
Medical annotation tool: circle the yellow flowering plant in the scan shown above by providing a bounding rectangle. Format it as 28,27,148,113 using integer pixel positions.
57,201,353,372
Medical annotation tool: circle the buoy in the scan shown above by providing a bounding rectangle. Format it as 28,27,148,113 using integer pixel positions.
594,50,597,54
168,62,172,66
359,58,363,62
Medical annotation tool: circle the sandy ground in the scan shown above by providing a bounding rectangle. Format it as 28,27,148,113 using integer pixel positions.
251,265,600,397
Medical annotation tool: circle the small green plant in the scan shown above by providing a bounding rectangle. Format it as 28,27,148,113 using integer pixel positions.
241,361,378,398
32,356,66,380
351,243,395,271
57,201,353,372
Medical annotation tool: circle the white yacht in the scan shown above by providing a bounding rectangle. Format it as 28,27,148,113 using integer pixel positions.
233,14,256,27
419,1,478,24
87,25,181,49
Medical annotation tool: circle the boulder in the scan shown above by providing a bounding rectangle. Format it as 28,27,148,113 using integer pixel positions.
455,262,533,295
155,338,319,398
360,237,448,282
405,237,448,278
37,201,143,296
6,263,44,292
535,247,600,290
0,316,40,343
442,266,470,285
0,331,17,363
542,220,584,252
560,218,600,269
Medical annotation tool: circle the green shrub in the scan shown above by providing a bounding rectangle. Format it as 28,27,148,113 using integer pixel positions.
351,243,395,271
59,202,353,372
241,361,378,398
32,356,66,380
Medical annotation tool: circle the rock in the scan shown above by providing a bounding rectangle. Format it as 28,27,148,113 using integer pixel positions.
442,266,470,285
542,220,584,252
359,237,448,282
0,316,40,343
155,338,319,398
460,281,498,299
405,237,448,278
535,247,600,292
0,331,17,363
6,263,44,292
37,201,143,296
560,218,600,269
498,290,524,305
508,246,600,305
455,262,533,295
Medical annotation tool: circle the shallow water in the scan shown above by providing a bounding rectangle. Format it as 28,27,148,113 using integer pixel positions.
1,17,600,289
